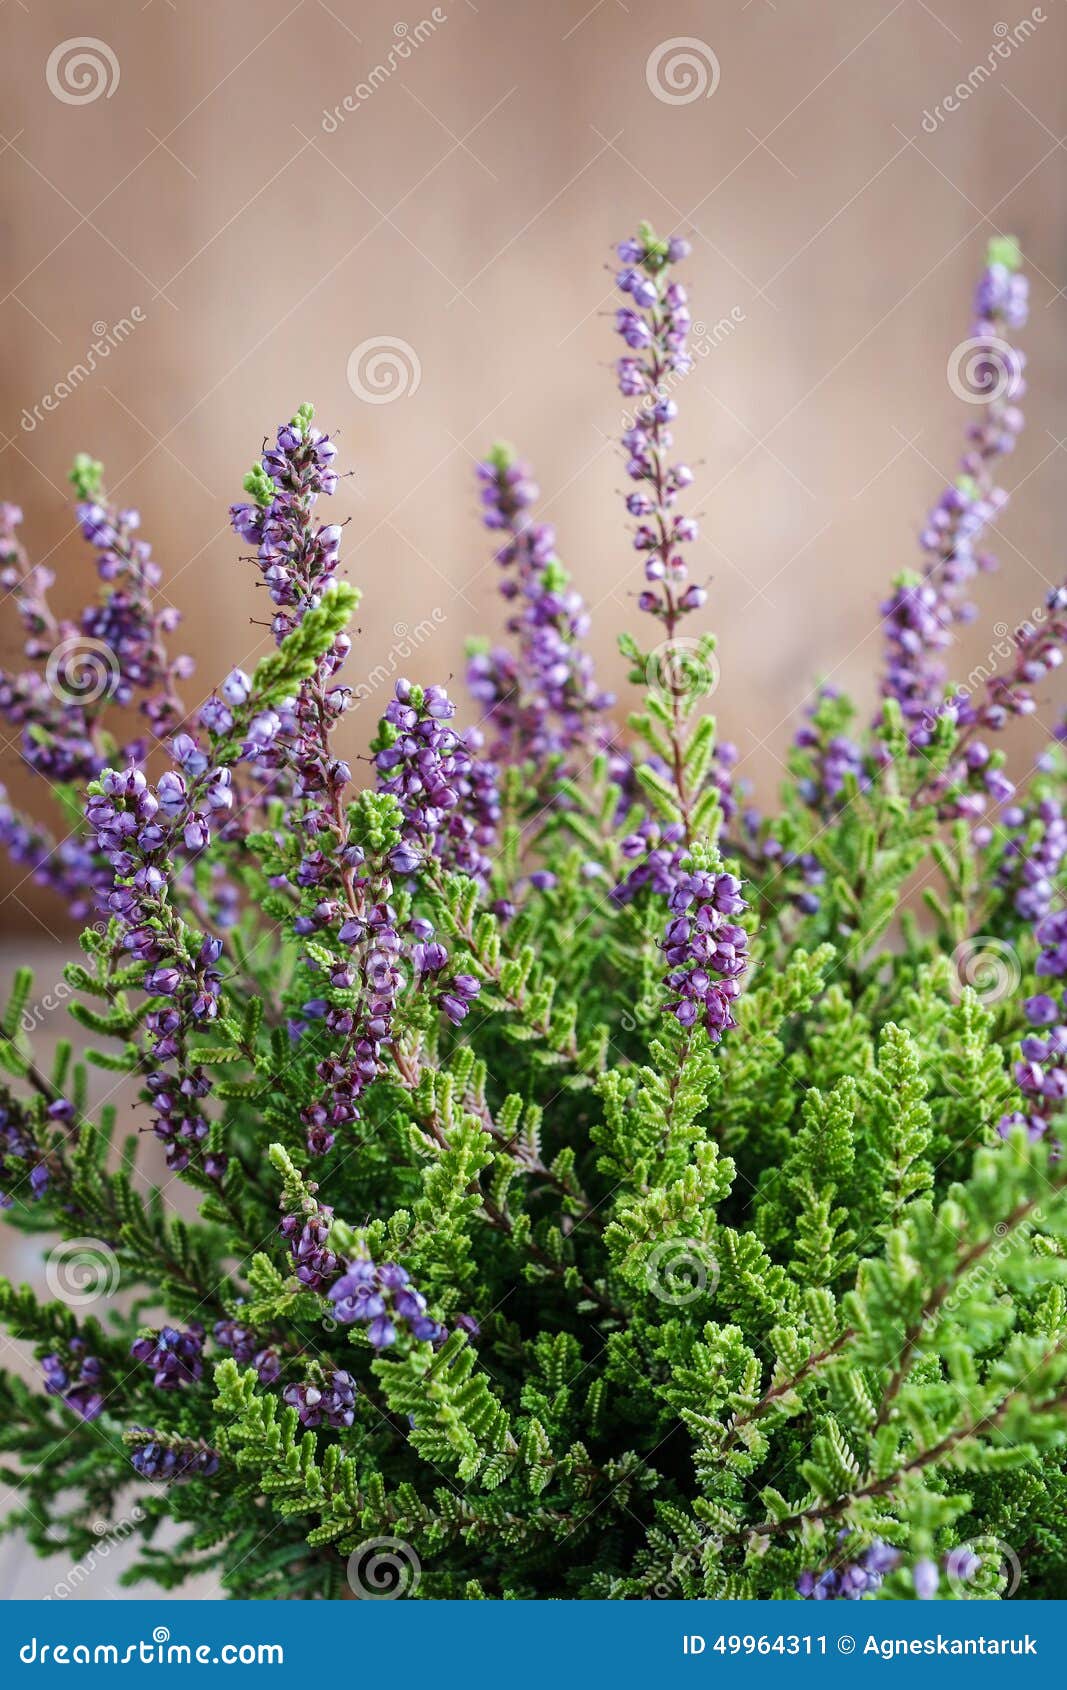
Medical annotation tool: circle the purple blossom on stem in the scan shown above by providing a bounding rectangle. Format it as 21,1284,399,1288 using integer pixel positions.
999,934,1067,1146
283,1369,357,1429
993,793,1067,924
129,1434,219,1482
792,687,866,816
130,1323,206,1389
328,1256,444,1347
229,412,340,644
0,466,189,789
0,1094,50,1207
796,1536,901,1599
71,459,190,737
879,237,1028,747
42,1338,105,1421
922,585,1067,820
279,1203,339,1290
375,679,500,886
660,863,748,1042
231,413,420,1154
85,766,228,1177
467,446,612,765
213,1317,281,1384
614,223,704,844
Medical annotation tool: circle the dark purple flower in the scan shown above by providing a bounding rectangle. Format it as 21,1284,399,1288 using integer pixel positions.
283,1368,357,1429
129,1433,219,1482
130,1323,205,1390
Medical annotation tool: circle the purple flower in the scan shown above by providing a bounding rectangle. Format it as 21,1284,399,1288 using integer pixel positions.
327,1256,443,1347
376,680,500,887
42,1339,105,1421
130,1323,205,1390
796,1538,901,1600
0,1096,50,1208
913,1557,940,1600
879,238,1028,779
280,1205,339,1290
129,1434,219,1482
283,1369,357,1429
660,866,749,1042
468,446,612,766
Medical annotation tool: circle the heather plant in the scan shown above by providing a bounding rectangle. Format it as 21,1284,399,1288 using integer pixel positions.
0,227,1065,1602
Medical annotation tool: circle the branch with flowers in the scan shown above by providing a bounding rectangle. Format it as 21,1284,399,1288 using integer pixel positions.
0,229,1065,1602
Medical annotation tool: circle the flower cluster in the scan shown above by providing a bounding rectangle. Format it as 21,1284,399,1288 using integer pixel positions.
282,1369,358,1430
129,1435,220,1482
279,1204,339,1291
792,686,867,816
72,462,190,738
42,1339,105,1422
0,464,189,792
995,793,1067,923
376,680,500,886
614,227,702,634
327,1256,443,1349
0,1095,48,1206
1000,972,1067,1144
660,865,748,1041
85,765,230,1178
880,238,1028,752
796,1538,901,1600
213,1318,281,1385
468,447,611,764
130,1324,206,1389
229,412,340,641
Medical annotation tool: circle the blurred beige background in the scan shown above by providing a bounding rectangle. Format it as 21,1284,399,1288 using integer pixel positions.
1,0,1065,949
